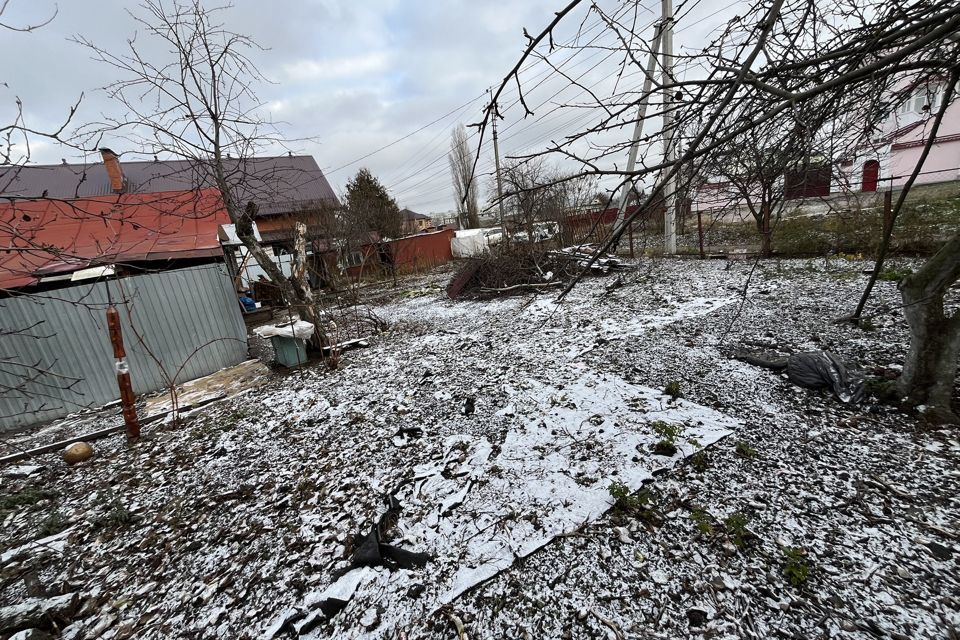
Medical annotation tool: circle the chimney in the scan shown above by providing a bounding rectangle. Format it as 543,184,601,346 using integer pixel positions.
99,148,126,193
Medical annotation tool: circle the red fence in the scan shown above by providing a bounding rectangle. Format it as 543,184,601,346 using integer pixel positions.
386,229,455,274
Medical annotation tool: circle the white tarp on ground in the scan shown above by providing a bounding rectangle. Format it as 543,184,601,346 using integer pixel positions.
451,229,489,258
292,366,738,638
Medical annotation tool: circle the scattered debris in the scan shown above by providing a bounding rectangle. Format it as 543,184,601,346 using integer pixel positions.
0,593,78,635
1,258,955,640
3,465,43,479
447,245,630,299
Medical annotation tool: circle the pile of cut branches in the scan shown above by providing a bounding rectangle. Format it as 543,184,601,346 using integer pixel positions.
447,245,629,300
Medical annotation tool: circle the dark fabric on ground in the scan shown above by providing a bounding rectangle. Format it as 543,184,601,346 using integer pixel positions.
735,350,866,404
786,351,865,404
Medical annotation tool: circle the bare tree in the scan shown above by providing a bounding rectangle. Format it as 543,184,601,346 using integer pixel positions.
498,159,598,245
0,0,92,426
449,124,480,229
501,159,546,237
74,0,325,339
469,0,960,419
696,115,819,257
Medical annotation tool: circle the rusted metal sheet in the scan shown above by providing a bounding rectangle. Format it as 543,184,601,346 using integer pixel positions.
0,189,228,289
446,260,481,299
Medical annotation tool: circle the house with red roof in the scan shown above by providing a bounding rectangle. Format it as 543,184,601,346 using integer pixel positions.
0,188,229,292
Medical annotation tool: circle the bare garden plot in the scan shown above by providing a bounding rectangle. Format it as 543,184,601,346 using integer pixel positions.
1,258,958,640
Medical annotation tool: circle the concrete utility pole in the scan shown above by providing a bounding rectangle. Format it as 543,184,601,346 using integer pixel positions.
662,0,677,254
489,89,508,238
612,22,665,234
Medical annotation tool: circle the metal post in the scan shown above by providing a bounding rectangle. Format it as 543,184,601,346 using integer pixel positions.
882,188,893,235
697,209,705,258
106,304,140,441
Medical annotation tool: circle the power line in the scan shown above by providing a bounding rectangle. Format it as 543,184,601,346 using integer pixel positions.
388,0,676,209
322,91,488,176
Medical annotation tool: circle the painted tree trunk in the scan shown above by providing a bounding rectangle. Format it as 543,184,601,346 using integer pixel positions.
231,201,326,347
897,232,960,424
292,222,327,348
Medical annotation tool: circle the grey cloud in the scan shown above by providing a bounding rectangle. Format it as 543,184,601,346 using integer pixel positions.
1,0,737,212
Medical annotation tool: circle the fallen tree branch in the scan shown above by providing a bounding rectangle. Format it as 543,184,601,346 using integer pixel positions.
591,608,626,640
479,282,564,294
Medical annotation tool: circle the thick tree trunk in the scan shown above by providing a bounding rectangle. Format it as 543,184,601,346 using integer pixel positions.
232,202,326,347
898,231,960,424
292,222,327,348
233,201,296,302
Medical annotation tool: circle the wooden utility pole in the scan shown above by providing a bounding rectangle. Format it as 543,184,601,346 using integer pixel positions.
662,0,677,254
490,89,508,240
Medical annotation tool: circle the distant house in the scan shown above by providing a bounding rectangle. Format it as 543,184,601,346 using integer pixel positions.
837,78,960,193
690,77,960,218
1,149,341,289
400,208,432,235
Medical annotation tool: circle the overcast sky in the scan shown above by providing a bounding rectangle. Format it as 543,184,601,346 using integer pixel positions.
1,0,739,214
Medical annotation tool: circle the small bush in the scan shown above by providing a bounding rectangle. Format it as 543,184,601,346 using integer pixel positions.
92,490,136,530
664,381,682,400
723,511,750,548
38,510,70,536
650,420,685,456
609,481,640,512
690,449,709,472
608,481,657,521
735,440,758,459
651,420,684,442
782,546,811,586
690,507,714,535
878,266,913,282
0,487,58,515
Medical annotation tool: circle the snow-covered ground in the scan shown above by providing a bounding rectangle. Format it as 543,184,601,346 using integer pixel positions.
1,257,958,640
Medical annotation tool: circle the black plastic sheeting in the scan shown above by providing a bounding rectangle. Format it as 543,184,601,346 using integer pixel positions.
309,492,432,622
786,351,866,403
736,350,866,404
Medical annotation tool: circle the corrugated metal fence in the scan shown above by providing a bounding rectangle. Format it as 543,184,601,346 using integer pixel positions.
0,264,248,431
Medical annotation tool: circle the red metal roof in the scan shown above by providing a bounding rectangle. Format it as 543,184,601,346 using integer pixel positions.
0,189,229,290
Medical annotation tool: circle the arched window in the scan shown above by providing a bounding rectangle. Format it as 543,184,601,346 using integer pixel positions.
861,160,880,192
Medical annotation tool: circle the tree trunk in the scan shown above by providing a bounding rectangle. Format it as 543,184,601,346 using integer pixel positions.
467,208,480,229
898,231,960,424
757,203,772,258
292,222,326,348
760,204,773,258
233,201,296,301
